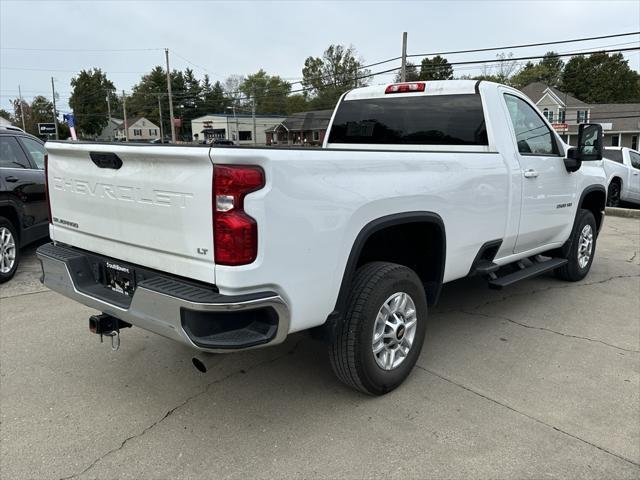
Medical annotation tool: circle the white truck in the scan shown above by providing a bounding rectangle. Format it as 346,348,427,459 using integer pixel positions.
602,146,640,207
38,80,607,395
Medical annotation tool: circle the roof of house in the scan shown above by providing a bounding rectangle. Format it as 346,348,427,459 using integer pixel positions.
116,117,158,130
0,117,14,127
265,109,334,133
590,103,640,132
520,82,587,108
192,113,287,122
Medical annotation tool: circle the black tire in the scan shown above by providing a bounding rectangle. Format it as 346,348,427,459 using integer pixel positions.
0,217,20,284
555,209,597,282
607,181,621,207
329,262,428,395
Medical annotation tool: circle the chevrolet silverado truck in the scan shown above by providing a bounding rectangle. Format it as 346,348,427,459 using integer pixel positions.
602,146,640,207
37,80,607,395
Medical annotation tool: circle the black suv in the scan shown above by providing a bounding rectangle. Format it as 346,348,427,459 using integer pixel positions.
0,127,49,282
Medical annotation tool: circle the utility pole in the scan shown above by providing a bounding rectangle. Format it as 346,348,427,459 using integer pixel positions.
165,48,176,143
251,91,257,145
51,77,59,139
400,32,408,82
122,90,129,142
106,90,113,140
17,85,26,131
158,94,164,143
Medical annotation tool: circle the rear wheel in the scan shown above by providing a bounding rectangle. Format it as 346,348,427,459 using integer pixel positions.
0,217,19,283
329,262,428,395
607,181,621,207
556,209,596,282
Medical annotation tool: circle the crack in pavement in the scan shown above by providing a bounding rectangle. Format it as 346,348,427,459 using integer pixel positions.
0,288,50,300
628,251,638,263
58,340,302,480
415,365,640,469
437,274,640,315
458,309,640,354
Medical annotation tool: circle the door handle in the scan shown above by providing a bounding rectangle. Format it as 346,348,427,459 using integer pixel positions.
523,169,539,178
633,172,639,176
4,176,19,183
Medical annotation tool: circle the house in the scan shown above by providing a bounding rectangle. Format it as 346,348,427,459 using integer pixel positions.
115,117,161,142
97,117,123,141
520,82,639,150
191,114,285,145
265,109,333,146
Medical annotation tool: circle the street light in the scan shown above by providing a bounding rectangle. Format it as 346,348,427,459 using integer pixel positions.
226,105,238,143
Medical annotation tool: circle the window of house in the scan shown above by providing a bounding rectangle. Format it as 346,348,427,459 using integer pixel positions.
504,94,558,156
611,134,620,147
630,151,640,169
149,129,157,136
557,110,566,123
239,131,252,141
313,130,320,142
577,110,588,124
631,135,638,151
133,129,142,136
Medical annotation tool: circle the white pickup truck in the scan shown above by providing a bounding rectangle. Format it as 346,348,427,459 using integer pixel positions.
603,146,640,207
38,80,607,395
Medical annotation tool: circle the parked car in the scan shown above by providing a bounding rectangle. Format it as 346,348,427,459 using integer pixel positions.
0,127,49,282
38,80,607,394
602,146,640,207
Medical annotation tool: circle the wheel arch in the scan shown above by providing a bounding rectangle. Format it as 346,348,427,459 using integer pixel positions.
314,211,446,341
580,184,606,233
0,202,21,241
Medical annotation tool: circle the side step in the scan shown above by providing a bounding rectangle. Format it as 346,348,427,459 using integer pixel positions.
488,258,568,290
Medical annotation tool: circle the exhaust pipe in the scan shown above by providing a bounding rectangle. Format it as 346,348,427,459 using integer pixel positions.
191,353,218,373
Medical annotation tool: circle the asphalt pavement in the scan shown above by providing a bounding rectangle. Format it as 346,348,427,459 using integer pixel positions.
1,216,639,479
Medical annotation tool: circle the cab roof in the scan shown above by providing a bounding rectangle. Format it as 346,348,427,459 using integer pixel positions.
343,80,492,101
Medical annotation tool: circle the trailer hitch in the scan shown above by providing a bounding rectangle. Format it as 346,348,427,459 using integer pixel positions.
89,313,132,351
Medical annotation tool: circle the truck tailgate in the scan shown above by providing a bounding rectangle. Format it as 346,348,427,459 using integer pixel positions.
46,142,215,284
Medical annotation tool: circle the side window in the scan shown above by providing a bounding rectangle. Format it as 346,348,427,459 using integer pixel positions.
0,136,30,169
504,94,558,156
19,137,46,169
630,151,640,169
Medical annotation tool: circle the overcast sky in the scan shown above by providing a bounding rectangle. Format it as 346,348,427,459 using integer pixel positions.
1,0,639,115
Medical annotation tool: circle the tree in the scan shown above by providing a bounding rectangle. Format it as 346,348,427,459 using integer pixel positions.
128,66,187,138
393,62,420,82
302,44,370,108
285,94,309,114
240,69,291,115
0,109,13,123
201,75,230,113
10,96,54,135
223,74,246,110
561,52,640,103
419,56,453,81
511,51,564,89
69,68,117,137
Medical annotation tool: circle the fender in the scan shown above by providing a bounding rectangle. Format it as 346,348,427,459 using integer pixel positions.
314,211,446,341
555,184,606,259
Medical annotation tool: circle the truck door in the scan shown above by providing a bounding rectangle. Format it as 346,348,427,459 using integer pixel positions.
627,149,640,202
502,93,576,254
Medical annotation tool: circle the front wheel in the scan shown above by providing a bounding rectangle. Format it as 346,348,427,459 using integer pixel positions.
329,262,428,395
556,209,597,282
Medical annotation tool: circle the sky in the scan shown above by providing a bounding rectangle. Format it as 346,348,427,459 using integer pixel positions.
1,0,639,116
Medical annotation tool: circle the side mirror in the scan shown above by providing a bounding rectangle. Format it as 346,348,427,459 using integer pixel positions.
564,123,603,172
576,123,603,161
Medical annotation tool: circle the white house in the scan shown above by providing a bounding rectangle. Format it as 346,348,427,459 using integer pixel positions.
115,117,161,142
191,114,286,145
97,117,123,141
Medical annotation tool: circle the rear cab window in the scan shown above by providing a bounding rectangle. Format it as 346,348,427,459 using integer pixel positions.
328,94,488,146
604,149,624,163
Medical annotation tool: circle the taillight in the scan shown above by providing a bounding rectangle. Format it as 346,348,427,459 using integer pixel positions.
385,82,426,94
213,165,265,266
44,154,52,224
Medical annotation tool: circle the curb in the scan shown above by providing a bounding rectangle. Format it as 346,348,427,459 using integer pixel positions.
605,207,640,219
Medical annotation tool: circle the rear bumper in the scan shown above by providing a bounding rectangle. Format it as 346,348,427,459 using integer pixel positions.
36,242,290,352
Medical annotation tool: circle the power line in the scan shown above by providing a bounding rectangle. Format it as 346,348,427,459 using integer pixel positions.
407,31,640,59
0,47,163,52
